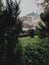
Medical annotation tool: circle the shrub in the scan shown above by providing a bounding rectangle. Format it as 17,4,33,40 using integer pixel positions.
35,27,47,39
23,37,49,65
29,29,35,38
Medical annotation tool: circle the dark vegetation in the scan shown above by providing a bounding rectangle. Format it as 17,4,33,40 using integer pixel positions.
19,0,49,65
20,29,35,37
23,37,49,65
0,0,49,65
0,0,22,65
40,12,49,35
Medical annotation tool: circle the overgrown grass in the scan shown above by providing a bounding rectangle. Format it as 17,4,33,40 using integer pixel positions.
19,36,40,47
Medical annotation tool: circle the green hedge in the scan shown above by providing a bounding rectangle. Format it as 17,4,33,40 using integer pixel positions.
22,37,49,65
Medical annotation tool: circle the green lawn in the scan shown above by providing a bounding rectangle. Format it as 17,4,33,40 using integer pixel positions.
19,36,40,47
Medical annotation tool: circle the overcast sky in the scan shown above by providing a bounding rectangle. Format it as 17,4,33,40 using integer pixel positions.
19,0,44,17
3,0,44,17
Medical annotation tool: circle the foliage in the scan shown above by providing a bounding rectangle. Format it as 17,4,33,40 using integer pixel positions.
34,23,47,39
19,36,40,47
29,29,35,38
40,12,49,35
20,30,29,37
23,37,49,65
40,0,49,36
0,0,22,65
35,10,49,38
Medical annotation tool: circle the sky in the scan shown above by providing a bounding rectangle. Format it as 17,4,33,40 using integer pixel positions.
3,0,44,17
19,0,44,17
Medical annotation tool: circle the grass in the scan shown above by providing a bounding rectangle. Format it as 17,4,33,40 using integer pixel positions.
19,36,40,47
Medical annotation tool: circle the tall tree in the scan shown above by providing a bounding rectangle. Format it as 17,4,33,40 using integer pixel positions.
40,0,49,34
35,0,49,38
36,0,49,38
0,0,22,65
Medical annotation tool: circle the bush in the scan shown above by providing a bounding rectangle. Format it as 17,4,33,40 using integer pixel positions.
29,29,35,38
15,40,24,65
23,37,49,65
35,27,46,39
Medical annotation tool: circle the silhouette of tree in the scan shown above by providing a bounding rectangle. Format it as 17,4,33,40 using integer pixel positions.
40,0,49,35
36,0,49,38
0,0,22,65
